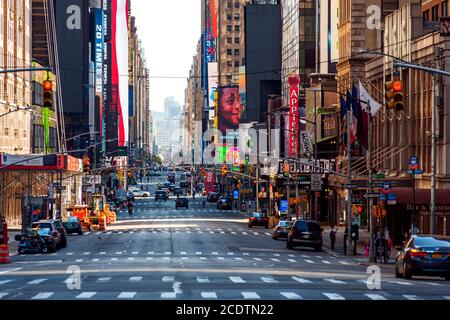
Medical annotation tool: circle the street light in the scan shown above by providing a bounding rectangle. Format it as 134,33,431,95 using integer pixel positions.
0,105,34,119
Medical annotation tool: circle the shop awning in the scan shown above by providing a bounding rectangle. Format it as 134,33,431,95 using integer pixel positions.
392,188,450,205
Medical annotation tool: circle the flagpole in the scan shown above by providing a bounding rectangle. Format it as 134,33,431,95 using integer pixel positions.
347,105,353,256
368,100,375,263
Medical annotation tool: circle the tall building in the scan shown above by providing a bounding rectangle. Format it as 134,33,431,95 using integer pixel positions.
0,0,33,155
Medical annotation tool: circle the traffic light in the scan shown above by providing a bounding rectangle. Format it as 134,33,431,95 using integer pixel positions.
43,80,53,109
82,155,90,173
385,77,404,111
352,205,363,216
221,163,228,176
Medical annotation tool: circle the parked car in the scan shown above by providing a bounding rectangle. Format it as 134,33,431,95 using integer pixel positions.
52,219,68,248
174,187,183,196
16,230,50,254
395,235,450,280
286,219,323,251
63,217,83,235
30,220,61,252
248,212,269,229
207,192,220,203
175,197,189,209
273,220,293,240
155,190,169,201
217,196,233,210
131,189,151,198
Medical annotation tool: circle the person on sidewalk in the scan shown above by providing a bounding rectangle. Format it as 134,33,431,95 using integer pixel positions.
329,225,337,251
386,237,393,264
343,224,348,255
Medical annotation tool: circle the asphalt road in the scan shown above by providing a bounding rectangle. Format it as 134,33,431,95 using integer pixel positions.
1,177,450,300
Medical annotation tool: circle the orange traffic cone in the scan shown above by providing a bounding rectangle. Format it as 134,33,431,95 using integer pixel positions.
0,244,11,264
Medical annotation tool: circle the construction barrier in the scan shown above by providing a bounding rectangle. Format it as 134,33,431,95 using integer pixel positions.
98,218,106,231
0,244,10,264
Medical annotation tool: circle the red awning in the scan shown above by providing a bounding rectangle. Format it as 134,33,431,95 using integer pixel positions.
392,188,450,205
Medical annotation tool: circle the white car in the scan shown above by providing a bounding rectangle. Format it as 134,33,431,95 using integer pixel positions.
131,189,150,198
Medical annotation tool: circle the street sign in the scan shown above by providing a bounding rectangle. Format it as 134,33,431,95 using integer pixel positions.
382,181,391,194
387,193,397,205
380,194,386,201
280,200,288,213
343,184,358,189
407,169,423,175
364,193,380,199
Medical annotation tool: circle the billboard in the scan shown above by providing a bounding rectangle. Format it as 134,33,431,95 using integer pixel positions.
218,86,241,138
206,0,217,62
239,66,247,119
288,75,300,158
205,171,215,194
208,62,219,109
111,0,129,147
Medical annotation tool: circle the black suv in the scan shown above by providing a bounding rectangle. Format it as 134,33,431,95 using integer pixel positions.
30,220,62,251
287,220,323,251
175,197,189,209
217,197,233,210
155,190,169,201
207,192,220,203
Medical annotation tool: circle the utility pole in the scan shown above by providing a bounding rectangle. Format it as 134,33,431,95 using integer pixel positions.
347,107,353,255
314,90,319,221
368,101,376,262
431,73,437,235
256,166,260,213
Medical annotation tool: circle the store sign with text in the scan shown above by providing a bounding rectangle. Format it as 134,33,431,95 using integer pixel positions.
288,75,300,158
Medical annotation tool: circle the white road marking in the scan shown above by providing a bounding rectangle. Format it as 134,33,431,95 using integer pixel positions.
66,253,74,256
388,281,412,286
444,296,450,300
0,293,9,299
271,258,280,262
146,257,153,260
322,260,331,264
253,258,262,261
77,292,97,299
132,252,139,255
234,257,243,261
243,253,249,256
118,292,136,299
212,252,218,255
118,232,123,234
28,279,48,285
0,280,15,285
323,293,346,300
200,257,207,260
339,261,350,265
161,292,177,299
127,258,135,261
288,255,295,257
201,292,218,299
115,252,122,255
265,233,271,236
31,292,54,300
281,292,302,300
242,292,260,299
231,232,237,235
99,252,106,255
197,277,210,283
84,232,91,235
110,258,118,261
261,277,278,283
403,295,423,300
288,259,297,263
324,279,346,284
129,277,143,282
305,260,315,264
230,277,245,283
242,232,248,235
83,252,91,255
218,257,225,260
162,276,174,282
98,277,112,282
164,252,171,255
148,252,154,255
180,252,186,255
76,259,83,263
292,277,312,284
227,252,234,256
196,252,202,255
365,294,387,301
92,259,100,262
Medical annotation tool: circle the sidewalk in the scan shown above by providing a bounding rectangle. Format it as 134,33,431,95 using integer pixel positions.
321,224,398,270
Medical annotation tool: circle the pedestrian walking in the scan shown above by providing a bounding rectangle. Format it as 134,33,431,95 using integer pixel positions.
202,199,206,208
343,224,348,255
386,237,393,263
329,224,337,251
127,200,133,216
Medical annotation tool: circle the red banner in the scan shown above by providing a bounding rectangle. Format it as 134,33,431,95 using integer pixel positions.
205,171,215,194
288,75,300,158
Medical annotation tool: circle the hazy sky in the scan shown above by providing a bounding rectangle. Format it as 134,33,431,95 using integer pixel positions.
131,0,201,112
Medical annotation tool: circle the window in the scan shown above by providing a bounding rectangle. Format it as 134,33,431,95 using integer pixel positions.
423,9,430,21
234,1,240,8
234,14,240,20
432,5,439,20
226,75,232,83
14,129,19,138
234,61,239,68
227,37,232,44
227,1,232,8
227,49,232,56
443,1,448,17
234,37,240,44
49,127,57,148
234,25,240,32
32,81,43,106
33,125,44,148
234,49,240,56
227,25,232,32
227,61,232,67
227,14,232,21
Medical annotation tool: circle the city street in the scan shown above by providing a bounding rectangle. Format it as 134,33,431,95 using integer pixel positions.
2,191,450,301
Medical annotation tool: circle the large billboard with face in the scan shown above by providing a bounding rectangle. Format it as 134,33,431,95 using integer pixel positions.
218,86,241,137
111,0,129,147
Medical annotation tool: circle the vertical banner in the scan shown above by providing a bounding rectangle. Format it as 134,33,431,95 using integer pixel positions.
288,75,300,158
111,0,129,147
205,171,215,194
208,62,219,108
93,8,105,153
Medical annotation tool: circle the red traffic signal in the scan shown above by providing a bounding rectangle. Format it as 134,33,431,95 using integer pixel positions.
43,80,53,109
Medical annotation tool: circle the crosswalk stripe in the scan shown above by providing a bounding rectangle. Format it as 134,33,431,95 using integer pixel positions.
254,258,262,261
0,293,9,299
281,292,302,300
129,277,143,282
99,252,106,255
365,294,387,301
218,257,225,260
111,258,118,261
197,276,210,283
31,292,54,300
325,279,346,284
180,252,186,255
76,259,83,263
389,281,412,286
444,296,450,300
339,261,350,265
323,293,345,300
163,276,174,282
0,280,14,285
201,292,218,299
161,292,177,299
227,252,234,256
196,252,202,255
76,292,97,299
305,260,315,264
148,252,154,255
118,292,136,299
235,258,243,261
212,252,218,255
83,252,91,255
84,232,90,235
66,253,74,256
403,295,423,300
322,260,331,264
164,252,171,255
98,277,112,282
242,292,260,299
230,277,246,283
132,252,139,255
271,258,280,262
288,259,297,263
292,276,312,284
261,277,278,283
28,279,48,285
92,259,100,262
243,253,249,256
